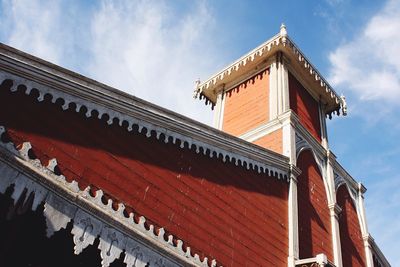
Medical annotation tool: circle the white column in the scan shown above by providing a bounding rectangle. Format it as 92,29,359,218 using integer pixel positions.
212,91,225,130
269,57,279,120
328,203,343,267
326,151,342,267
357,183,374,267
280,56,290,113
288,165,301,267
270,52,290,120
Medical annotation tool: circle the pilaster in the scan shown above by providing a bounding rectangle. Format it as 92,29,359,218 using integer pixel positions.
288,165,301,267
357,183,374,267
326,150,342,267
328,203,343,267
212,91,225,130
269,52,290,120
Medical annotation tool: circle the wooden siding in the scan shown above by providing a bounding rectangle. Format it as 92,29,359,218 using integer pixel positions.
288,72,321,142
297,150,333,261
252,128,282,154
0,82,289,267
337,185,366,267
222,69,270,137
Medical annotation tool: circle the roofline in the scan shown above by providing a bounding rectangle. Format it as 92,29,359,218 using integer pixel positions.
194,25,346,116
0,42,290,179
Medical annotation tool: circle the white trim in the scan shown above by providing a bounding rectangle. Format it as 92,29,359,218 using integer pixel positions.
288,165,301,267
269,59,279,120
0,127,213,267
319,102,329,149
213,91,224,130
194,26,343,116
0,72,290,181
239,110,292,143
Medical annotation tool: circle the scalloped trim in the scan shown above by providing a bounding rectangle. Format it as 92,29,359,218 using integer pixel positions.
0,73,289,181
0,125,219,267
195,32,344,116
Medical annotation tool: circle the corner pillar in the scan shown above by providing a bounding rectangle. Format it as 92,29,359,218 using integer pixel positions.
213,90,225,130
357,183,374,267
328,203,343,267
288,165,301,267
270,52,289,120
326,151,342,267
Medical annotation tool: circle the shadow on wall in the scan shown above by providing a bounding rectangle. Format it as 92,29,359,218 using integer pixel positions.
0,187,127,267
337,185,365,267
297,149,332,260
0,79,290,266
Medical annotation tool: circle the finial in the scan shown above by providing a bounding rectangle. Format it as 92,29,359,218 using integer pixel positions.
280,23,287,37
193,78,201,99
340,94,347,116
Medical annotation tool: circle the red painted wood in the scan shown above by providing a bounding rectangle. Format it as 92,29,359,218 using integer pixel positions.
223,69,270,136
337,185,366,267
289,72,322,142
0,83,289,266
297,150,333,261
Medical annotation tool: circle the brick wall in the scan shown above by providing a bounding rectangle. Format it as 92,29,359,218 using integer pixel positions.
337,185,366,267
223,69,270,137
0,82,289,267
289,72,321,142
297,150,333,261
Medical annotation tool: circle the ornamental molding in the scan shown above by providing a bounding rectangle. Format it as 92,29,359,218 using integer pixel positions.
294,118,326,163
194,25,345,117
239,110,292,143
332,161,361,197
295,132,324,171
0,69,289,181
0,125,219,267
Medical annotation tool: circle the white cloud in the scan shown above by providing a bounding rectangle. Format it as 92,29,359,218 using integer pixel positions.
0,0,220,124
0,0,64,63
87,0,219,124
328,0,400,105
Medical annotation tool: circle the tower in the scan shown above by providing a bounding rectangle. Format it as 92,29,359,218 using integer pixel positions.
195,25,385,267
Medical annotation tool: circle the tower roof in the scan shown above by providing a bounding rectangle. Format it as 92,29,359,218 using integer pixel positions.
194,25,346,117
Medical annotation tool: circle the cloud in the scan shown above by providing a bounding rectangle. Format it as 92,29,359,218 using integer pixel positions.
0,0,65,63
0,0,220,124
87,0,219,124
328,0,400,105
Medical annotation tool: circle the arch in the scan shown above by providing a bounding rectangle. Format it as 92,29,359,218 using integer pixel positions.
297,149,333,261
337,184,366,267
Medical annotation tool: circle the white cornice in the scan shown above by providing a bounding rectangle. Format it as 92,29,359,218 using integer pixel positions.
239,110,292,142
0,44,290,180
194,25,345,117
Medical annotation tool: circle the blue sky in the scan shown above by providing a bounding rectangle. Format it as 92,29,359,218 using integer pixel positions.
1,0,399,264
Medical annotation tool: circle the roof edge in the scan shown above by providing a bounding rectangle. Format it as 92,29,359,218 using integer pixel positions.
0,42,290,180
194,25,346,117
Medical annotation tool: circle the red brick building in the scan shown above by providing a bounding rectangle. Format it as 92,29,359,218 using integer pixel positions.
0,25,390,267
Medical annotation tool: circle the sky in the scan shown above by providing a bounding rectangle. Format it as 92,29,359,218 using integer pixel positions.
0,0,399,264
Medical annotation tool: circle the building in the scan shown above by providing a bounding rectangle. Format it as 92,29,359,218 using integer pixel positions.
0,25,390,267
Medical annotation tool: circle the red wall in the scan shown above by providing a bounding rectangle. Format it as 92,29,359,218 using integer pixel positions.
297,150,333,261
337,185,366,267
223,69,270,136
0,82,289,266
289,72,321,142
253,128,282,154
